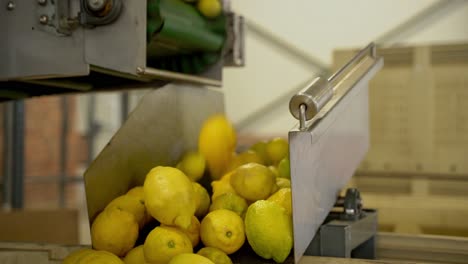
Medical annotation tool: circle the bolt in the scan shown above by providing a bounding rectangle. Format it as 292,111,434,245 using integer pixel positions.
37,0,47,6
87,0,106,11
39,14,49,25
6,1,15,10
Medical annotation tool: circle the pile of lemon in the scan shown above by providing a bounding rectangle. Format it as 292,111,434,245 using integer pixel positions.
64,114,293,264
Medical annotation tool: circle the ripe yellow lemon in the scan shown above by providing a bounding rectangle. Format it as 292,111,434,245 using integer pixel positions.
126,186,153,225
197,247,233,264
143,226,193,264
169,253,214,264
198,114,236,180
105,194,146,229
123,245,148,264
197,0,222,19
76,250,124,264
265,138,289,165
209,192,248,218
227,150,264,172
200,209,245,254
267,188,292,215
277,157,291,179
250,141,271,165
276,178,291,189
91,208,138,257
230,163,276,202
144,166,196,229
193,182,211,219
245,200,293,263
163,216,201,248
177,151,206,182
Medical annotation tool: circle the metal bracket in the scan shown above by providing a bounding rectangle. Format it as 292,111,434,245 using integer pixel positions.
340,188,364,221
35,0,79,36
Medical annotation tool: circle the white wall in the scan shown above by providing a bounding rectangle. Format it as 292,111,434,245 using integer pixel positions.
224,0,468,137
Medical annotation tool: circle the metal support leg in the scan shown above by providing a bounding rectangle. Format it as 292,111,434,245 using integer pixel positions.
59,96,69,208
2,102,13,209
11,100,25,209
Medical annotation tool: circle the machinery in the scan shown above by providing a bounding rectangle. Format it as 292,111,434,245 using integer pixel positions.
2,1,384,263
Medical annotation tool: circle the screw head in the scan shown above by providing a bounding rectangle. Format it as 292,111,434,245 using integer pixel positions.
87,0,106,11
37,0,47,6
39,14,49,25
6,1,15,10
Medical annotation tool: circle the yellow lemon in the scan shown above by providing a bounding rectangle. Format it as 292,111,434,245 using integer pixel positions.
197,247,233,264
123,246,149,264
76,250,124,264
169,253,214,264
209,192,248,218
265,138,289,165
163,216,201,248
91,208,138,257
211,179,237,201
143,226,193,264
249,141,271,165
177,151,206,182
62,248,93,264
277,157,291,179
276,178,291,189
230,163,276,202
144,166,196,229
245,200,293,263
200,209,245,254
105,194,146,229
227,150,264,172
127,186,154,225
193,182,211,219
197,0,222,19
268,166,279,178
198,114,236,180
267,188,292,215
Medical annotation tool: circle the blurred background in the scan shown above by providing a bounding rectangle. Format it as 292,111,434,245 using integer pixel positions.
1,0,468,247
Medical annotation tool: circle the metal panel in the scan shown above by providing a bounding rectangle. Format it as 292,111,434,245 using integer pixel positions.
84,1,146,76
0,0,88,80
83,84,224,222
289,56,383,263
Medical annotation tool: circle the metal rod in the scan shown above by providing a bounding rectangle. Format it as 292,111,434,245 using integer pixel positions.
59,96,69,208
328,42,375,84
11,100,25,209
121,92,129,125
2,102,13,209
299,104,307,130
87,95,96,165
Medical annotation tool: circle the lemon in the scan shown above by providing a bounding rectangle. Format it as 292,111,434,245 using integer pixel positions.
197,0,222,19
211,179,237,201
219,171,233,182
62,248,93,264
193,182,211,219
91,208,138,257
105,194,146,229
267,188,292,215
123,245,148,264
143,226,193,264
199,114,236,180
277,157,291,179
266,138,289,165
76,250,124,264
227,150,264,172
144,166,196,229
230,163,276,202
276,178,291,189
197,247,233,264
200,209,245,254
250,141,271,165
245,200,293,263
268,166,279,178
164,216,201,248
209,192,248,218
177,151,206,182
169,253,214,264
127,186,153,225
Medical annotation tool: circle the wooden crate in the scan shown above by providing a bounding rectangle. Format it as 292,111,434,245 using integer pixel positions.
333,43,468,176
